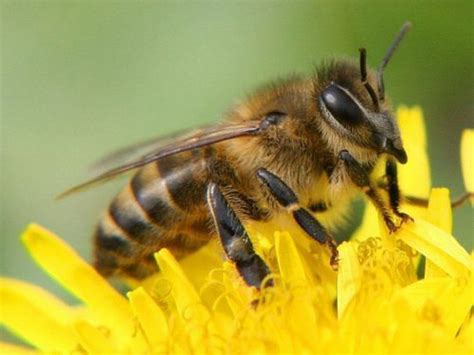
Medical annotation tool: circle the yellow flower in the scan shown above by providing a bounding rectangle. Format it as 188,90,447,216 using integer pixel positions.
1,108,473,354
461,129,474,205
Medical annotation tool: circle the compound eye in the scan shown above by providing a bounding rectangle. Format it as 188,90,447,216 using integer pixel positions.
320,84,366,126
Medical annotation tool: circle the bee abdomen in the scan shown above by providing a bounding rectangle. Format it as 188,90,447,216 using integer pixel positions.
94,217,163,279
108,198,156,245
93,213,154,278
130,167,180,228
94,153,213,279
156,153,208,213
94,169,175,277
94,223,134,260
109,182,167,246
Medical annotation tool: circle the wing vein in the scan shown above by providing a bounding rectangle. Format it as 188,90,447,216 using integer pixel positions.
57,122,260,199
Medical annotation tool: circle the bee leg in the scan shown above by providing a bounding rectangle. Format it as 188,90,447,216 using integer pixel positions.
385,159,413,224
376,170,474,209
338,150,398,233
256,168,339,270
207,183,273,289
384,160,473,211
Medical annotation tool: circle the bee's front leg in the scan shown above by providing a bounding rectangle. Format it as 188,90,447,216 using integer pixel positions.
337,150,399,233
207,183,273,289
385,158,413,224
256,168,339,270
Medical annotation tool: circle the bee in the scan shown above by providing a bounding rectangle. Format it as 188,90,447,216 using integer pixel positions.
61,23,415,288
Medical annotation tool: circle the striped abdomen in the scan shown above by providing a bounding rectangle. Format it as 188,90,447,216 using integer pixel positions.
94,150,213,279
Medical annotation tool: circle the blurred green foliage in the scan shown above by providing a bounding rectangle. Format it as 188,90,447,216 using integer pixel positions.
1,0,472,307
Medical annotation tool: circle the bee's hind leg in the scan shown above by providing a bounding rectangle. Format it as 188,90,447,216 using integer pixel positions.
207,183,273,289
256,168,339,270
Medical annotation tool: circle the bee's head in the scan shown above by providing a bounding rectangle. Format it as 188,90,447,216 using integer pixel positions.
316,22,411,164
317,74,407,164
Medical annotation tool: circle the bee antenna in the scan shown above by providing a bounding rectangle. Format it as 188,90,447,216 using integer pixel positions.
377,21,412,101
359,48,380,112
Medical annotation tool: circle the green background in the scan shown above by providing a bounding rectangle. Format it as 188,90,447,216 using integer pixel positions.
1,0,472,329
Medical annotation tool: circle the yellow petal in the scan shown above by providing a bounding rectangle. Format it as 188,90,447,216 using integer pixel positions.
395,277,448,309
337,241,361,318
457,314,474,348
178,240,223,291
275,232,325,342
437,275,473,337
427,188,452,233
0,278,74,324
128,287,169,349
396,106,431,198
461,129,474,197
351,202,379,241
0,342,37,354
275,231,308,286
74,320,117,353
395,275,472,337
397,220,471,277
221,261,251,316
0,278,77,351
21,224,136,342
425,188,452,278
154,249,208,322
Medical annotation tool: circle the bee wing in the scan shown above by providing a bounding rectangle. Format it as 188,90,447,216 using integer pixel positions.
88,125,215,174
57,122,260,199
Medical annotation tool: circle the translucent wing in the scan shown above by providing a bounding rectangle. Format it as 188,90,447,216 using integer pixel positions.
58,121,260,199
89,125,213,174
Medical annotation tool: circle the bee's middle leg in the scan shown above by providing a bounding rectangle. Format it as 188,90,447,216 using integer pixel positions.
207,183,273,289
256,168,339,270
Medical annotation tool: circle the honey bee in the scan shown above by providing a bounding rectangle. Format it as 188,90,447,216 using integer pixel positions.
61,23,416,288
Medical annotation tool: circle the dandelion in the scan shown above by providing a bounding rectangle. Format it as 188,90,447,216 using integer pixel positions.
1,107,472,354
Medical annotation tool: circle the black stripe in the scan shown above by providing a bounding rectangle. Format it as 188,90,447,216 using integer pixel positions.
122,261,157,279
131,171,177,228
109,198,155,244
94,223,133,257
157,155,207,212
94,253,119,277
308,201,329,213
